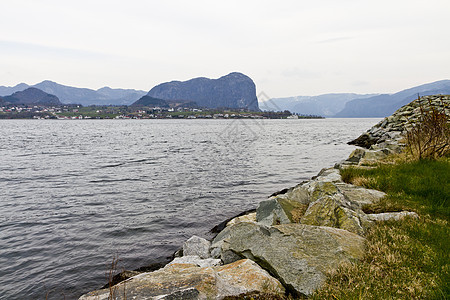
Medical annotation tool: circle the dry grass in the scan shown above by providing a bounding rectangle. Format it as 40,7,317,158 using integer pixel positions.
313,216,449,299
405,96,450,160
105,254,127,300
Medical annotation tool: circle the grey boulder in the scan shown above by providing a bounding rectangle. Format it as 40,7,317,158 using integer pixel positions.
211,222,365,297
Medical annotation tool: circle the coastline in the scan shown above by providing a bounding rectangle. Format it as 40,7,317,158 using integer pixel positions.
78,95,449,299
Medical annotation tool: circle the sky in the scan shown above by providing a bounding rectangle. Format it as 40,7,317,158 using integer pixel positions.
1,0,449,98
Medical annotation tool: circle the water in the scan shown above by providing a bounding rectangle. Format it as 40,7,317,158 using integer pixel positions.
0,118,379,299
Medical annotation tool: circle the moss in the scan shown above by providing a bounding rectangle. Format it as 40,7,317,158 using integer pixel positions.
277,198,308,223
311,182,338,201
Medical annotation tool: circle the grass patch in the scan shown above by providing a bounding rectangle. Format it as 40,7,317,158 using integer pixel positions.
340,159,449,217
312,159,450,299
313,216,449,299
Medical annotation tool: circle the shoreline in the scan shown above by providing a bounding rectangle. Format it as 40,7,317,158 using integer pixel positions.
78,95,448,299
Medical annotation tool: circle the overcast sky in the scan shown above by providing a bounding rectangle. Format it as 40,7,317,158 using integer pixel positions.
1,0,449,98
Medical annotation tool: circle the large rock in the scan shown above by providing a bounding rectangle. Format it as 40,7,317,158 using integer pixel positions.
78,259,284,300
183,235,212,259
226,212,257,227
215,259,285,299
211,222,365,297
300,193,368,235
259,171,375,235
299,180,373,235
256,198,291,226
256,196,310,226
79,263,216,300
335,183,386,207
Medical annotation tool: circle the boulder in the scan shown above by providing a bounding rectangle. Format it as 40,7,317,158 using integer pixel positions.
226,212,257,227
183,235,212,259
215,259,285,299
346,148,366,164
256,198,292,226
211,222,365,297
252,168,382,235
313,168,343,183
335,183,386,207
366,211,419,222
298,179,371,235
78,259,284,300
79,263,216,300
300,193,368,235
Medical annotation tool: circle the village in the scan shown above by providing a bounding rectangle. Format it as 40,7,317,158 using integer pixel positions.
0,103,319,120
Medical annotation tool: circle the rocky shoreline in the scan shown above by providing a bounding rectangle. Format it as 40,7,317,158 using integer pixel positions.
79,95,448,299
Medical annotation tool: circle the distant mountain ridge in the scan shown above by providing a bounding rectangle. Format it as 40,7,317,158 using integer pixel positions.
3,87,61,105
334,80,450,117
262,80,450,117
146,72,259,110
262,93,378,117
0,83,30,96
0,81,146,106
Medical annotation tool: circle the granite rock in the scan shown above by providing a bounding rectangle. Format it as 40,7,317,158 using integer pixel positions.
210,222,365,297
183,236,212,259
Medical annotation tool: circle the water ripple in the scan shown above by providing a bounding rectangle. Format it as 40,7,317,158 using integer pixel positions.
0,118,380,300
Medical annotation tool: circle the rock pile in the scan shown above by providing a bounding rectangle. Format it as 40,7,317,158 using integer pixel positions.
343,95,449,167
348,95,449,149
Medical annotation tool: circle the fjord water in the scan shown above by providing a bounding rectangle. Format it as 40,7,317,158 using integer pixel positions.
0,118,379,299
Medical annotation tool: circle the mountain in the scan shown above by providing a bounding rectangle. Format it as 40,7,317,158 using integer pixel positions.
261,93,377,117
95,87,147,105
3,87,61,105
0,81,146,106
33,81,146,106
334,80,450,117
147,72,259,110
0,83,30,96
131,95,169,107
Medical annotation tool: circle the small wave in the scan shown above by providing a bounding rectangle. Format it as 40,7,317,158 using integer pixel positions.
98,157,163,169
89,178,144,183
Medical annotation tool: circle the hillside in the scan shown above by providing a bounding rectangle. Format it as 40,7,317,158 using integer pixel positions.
131,95,169,107
3,87,61,105
147,72,259,111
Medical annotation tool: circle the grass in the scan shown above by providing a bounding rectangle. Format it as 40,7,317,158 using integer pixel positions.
340,158,449,217
312,158,450,299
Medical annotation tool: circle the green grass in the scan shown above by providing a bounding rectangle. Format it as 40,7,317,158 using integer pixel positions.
312,159,450,299
340,159,449,218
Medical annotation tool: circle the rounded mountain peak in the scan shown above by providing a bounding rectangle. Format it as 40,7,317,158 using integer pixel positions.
147,72,258,110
